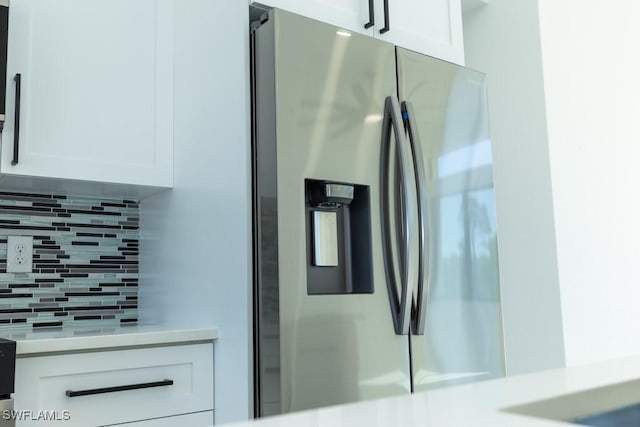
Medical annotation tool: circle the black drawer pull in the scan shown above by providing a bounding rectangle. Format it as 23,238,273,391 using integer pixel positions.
65,379,174,398
11,73,21,165
380,0,390,34
364,0,374,29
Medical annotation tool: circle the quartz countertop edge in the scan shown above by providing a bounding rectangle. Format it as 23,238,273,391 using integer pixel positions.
0,325,218,356
233,354,640,427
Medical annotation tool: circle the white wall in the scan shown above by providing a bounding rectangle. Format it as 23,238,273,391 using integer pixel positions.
467,0,640,370
463,0,566,374
538,1,640,367
139,0,251,424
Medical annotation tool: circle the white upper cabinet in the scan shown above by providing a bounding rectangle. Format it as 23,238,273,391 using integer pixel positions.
251,0,464,64
1,0,173,194
251,0,374,36
375,0,464,64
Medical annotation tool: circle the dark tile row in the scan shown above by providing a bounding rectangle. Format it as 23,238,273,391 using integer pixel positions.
0,192,139,330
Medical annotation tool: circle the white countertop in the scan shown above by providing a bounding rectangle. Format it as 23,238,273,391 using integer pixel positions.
0,325,218,356
229,355,640,426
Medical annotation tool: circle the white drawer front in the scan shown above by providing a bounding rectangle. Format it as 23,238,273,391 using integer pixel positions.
14,344,214,427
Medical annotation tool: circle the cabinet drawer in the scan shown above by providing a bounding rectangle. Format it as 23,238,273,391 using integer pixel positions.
14,344,214,427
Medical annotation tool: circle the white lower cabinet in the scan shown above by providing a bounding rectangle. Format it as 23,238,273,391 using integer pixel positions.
13,343,214,427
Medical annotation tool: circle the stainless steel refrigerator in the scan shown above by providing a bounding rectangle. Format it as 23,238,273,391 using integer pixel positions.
251,7,505,417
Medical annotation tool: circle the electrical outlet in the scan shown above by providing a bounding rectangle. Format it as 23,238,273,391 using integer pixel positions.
7,236,33,273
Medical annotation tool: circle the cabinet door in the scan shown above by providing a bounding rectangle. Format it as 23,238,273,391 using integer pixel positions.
375,0,464,64
2,0,173,188
251,0,374,36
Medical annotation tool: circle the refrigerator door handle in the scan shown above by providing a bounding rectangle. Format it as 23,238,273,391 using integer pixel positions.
402,101,430,336
380,95,415,336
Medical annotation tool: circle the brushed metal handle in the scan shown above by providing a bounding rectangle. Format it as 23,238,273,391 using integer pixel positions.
380,95,415,335
65,379,174,398
402,101,430,335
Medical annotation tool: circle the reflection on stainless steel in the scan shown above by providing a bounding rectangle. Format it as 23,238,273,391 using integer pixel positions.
298,74,382,139
438,139,493,178
397,47,504,392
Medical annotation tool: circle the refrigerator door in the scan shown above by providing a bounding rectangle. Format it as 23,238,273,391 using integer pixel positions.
396,48,505,391
253,9,411,416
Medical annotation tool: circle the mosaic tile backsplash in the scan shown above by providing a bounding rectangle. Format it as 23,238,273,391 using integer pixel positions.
0,192,139,329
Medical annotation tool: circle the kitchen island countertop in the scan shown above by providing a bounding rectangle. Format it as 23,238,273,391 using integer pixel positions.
229,354,640,426
0,325,217,356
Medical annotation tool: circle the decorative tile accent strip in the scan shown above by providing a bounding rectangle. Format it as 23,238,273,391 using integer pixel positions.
0,192,139,329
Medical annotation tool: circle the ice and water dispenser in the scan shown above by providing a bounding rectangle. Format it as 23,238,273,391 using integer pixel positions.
305,179,373,295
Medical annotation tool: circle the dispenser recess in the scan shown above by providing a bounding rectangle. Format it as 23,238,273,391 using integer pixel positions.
305,179,373,295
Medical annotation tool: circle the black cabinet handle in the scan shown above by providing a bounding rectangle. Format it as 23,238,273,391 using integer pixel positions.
11,73,21,165
380,0,390,34
65,379,174,398
364,0,375,29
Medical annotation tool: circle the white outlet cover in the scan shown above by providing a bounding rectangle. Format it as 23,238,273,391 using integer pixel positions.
7,236,34,273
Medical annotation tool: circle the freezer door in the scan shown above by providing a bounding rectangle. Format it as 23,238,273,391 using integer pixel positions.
253,9,411,416
396,48,505,391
